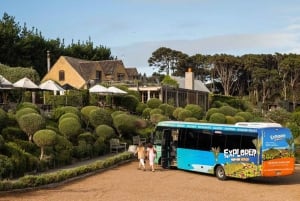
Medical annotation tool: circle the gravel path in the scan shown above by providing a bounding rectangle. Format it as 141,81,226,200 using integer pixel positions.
0,161,299,201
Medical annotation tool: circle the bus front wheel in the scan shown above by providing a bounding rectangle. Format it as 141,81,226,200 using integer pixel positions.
215,166,227,180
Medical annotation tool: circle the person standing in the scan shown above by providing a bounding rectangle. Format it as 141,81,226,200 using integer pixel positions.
134,143,146,171
147,143,156,172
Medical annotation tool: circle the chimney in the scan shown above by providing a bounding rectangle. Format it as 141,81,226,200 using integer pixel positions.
47,50,50,72
185,67,194,90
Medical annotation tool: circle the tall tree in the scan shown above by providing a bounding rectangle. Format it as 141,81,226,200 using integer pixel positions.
211,54,241,96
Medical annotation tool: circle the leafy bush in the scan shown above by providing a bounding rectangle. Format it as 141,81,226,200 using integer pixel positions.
172,107,184,120
147,98,162,109
178,109,192,121
0,108,8,132
150,108,163,115
16,102,39,112
18,113,46,141
209,113,226,123
159,103,175,118
225,116,237,124
58,117,81,140
119,95,139,112
185,104,203,120
184,117,199,122
235,111,254,122
150,114,168,125
142,108,151,119
89,108,113,128
59,112,80,123
95,125,115,140
113,114,137,138
1,126,27,141
15,107,39,120
136,102,148,115
33,129,57,160
218,105,238,116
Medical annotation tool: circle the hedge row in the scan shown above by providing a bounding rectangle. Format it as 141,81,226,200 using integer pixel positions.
0,152,133,192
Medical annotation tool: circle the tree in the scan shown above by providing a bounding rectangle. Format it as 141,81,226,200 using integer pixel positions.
148,47,186,75
18,113,46,141
33,129,57,160
211,54,241,96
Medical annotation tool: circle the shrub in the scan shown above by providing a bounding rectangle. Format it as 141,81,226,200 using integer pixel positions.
113,114,137,138
235,111,254,122
18,113,46,141
209,113,226,123
89,108,113,128
150,114,168,125
172,107,184,120
150,108,163,115
59,112,80,123
0,108,8,132
178,109,192,121
218,105,238,116
225,116,236,124
78,132,95,144
119,95,139,112
184,117,199,122
147,98,162,109
33,129,57,160
185,104,203,120
142,108,151,119
159,103,175,118
206,108,220,120
16,102,39,112
15,107,39,120
136,102,148,115
1,126,27,141
58,117,81,140
95,125,115,140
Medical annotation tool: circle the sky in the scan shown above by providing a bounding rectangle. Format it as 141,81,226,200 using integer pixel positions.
1,0,300,75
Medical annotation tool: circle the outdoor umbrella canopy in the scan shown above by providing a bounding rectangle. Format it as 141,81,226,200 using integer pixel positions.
107,86,127,94
13,77,39,89
39,80,65,91
89,84,108,93
0,75,13,89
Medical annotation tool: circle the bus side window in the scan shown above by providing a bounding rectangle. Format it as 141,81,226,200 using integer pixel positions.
225,134,241,149
211,134,226,152
241,135,257,149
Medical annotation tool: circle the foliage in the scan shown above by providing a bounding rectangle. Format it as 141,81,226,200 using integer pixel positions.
209,113,226,124
150,108,163,115
18,113,46,141
33,129,57,160
16,102,39,112
161,75,179,88
95,125,115,140
58,117,81,140
59,112,80,123
265,108,291,126
184,104,203,120
112,114,137,138
15,107,39,120
235,111,254,122
0,108,8,131
177,109,193,121
118,95,139,112
136,102,148,115
225,116,237,124
142,108,151,119
150,114,168,125
159,103,175,118
147,98,162,109
184,117,199,122
172,107,184,120
89,108,113,128
218,105,238,116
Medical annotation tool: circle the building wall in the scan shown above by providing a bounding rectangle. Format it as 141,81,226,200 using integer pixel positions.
42,57,86,89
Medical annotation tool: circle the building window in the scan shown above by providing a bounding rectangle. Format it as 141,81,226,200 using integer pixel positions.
96,70,102,82
59,70,65,81
117,73,125,81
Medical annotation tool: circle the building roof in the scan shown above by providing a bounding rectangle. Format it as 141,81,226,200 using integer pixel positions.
125,68,138,77
171,76,210,93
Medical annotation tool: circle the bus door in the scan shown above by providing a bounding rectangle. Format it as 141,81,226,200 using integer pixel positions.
161,129,172,168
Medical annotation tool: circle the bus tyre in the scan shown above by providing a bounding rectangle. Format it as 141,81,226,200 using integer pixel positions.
216,166,227,180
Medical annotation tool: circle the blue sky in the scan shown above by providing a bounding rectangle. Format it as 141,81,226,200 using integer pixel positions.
1,0,300,75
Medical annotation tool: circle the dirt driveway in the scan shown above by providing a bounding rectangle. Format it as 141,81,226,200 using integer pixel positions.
1,162,299,201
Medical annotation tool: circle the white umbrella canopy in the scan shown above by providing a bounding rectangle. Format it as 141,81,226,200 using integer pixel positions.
89,84,108,93
107,86,127,94
39,80,65,91
13,77,39,89
0,75,13,89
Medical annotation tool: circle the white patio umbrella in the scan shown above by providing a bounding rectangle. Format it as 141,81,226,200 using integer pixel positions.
107,86,127,94
13,77,39,103
13,77,39,89
0,75,13,89
39,80,65,92
89,84,108,93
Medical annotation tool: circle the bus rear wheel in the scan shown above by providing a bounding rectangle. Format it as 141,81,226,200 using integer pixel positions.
215,166,227,180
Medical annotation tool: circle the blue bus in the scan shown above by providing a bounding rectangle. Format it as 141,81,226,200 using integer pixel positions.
152,121,295,180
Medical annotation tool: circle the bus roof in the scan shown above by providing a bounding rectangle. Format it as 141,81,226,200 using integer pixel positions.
156,121,282,133
234,122,282,127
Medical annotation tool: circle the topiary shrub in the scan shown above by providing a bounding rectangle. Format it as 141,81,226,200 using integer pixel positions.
219,105,238,116
15,107,39,121
1,126,26,141
178,109,192,121
58,117,81,140
209,113,226,124
147,98,162,109
159,103,175,118
205,108,220,120
95,125,116,140
53,135,73,166
235,111,254,122
16,102,39,112
119,95,139,112
150,108,163,115
78,132,95,144
172,107,184,120
142,108,151,119
18,113,46,141
150,114,168,125
234,115,245,123
89,108,113,128
225,116,237,124
184,117,199,122
112,114,137,138
185,104,203,120
59,112,80,123
33,129,57,160
136,102,148,115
